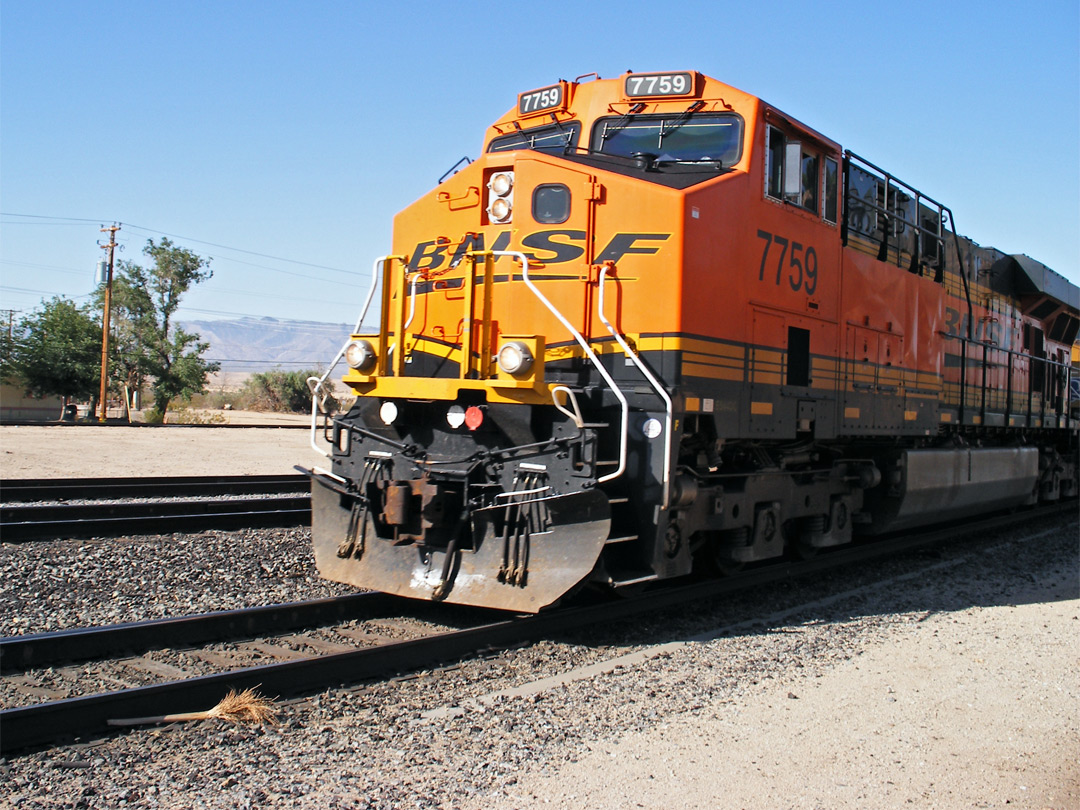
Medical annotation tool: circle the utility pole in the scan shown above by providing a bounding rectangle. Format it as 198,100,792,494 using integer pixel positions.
98,224,120,421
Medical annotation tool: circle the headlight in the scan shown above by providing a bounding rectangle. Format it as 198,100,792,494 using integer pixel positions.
446,404,466,429
487,169,514,223
497,341,533,375
490,172,514,196
379,401,399,425
489,197,512,223
345,340,376,372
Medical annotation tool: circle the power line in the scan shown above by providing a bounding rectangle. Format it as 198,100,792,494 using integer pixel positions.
200,253,366,289
0,284,93,298
0,213,374,318
0,213,107,224
0,259,89,276
0,221,101,227
2,213,369,279
121,222,363,277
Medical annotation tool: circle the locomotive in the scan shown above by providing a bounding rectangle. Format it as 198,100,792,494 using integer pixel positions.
304,70,1079,612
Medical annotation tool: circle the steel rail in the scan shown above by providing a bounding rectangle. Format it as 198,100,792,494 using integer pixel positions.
1,501,1072,753
0,593,399,674
1,474,309,504
1,495,311,542
0,422,310,430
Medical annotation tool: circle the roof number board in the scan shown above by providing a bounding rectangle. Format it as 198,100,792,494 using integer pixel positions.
518,83,564,116
624,72,694,98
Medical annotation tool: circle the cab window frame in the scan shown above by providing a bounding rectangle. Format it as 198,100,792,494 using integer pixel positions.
532,183,571,224
823,156,839,224
588,111,744,167
487,121,582,154
765,124,838,225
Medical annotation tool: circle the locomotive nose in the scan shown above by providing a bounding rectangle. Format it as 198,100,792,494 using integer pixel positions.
309,474,613,613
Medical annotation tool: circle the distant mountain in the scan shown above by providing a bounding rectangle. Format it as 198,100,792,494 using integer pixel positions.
179,317,353,373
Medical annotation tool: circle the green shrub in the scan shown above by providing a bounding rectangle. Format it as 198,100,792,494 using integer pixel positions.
241,369,335,413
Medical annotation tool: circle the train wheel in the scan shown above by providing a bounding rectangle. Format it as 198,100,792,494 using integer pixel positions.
791,514,825,560
713,556,745,576
707,528,748,576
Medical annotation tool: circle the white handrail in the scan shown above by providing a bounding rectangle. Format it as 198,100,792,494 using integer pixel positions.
309,393,330,458
309,255,399,459
597,265,673,509
551,385,585,428
388,271,420,357
491,250,629,485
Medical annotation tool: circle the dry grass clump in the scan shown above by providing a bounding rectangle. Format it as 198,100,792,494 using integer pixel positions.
200,687,279,725
108,687,280,727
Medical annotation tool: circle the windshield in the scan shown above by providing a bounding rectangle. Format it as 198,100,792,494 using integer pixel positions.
590,113,742,165
488,122,581,153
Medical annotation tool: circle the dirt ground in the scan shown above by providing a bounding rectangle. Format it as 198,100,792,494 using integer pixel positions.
469,555,1080,810
0,414,325,479
2,420,1076,809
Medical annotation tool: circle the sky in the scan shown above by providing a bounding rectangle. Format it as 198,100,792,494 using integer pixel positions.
2,0,1078,339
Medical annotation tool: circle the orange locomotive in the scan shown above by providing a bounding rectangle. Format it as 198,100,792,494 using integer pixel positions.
305,70,1079,612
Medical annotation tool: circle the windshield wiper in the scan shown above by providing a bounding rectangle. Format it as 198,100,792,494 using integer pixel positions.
601,102,647,142
657,100,706,146
652,157,725,171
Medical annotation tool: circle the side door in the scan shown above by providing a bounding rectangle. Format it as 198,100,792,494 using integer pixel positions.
844,325,879,432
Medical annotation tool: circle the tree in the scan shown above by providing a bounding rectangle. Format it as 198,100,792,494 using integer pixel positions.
0,325,17,385
109,238,220,418
9,297,101,409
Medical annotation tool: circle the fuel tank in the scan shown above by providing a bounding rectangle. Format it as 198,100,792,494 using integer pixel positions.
861,447,1039,534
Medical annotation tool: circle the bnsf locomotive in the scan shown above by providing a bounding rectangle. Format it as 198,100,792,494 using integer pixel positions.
305,70,1079,612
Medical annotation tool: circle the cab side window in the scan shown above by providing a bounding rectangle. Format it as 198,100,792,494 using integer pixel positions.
766,124,834,222
800,153,819,212
767,126,785,199
824,157,839,223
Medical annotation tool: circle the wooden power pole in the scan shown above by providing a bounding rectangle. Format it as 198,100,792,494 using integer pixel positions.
97,224,120,421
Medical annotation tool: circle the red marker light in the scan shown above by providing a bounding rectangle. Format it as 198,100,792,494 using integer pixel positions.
464,406,484,431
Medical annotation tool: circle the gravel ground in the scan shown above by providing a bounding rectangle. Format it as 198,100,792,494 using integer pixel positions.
2,515,1076,809
0,528,353,637
1,425,1076,808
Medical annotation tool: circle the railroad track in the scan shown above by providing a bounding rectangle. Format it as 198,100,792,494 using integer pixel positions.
0,593,400,673
1,501,1073,753
0,474,311,541
1,473,309,502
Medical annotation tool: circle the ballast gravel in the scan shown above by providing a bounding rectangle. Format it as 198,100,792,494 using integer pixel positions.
0,528,353,637
2,515,1076,810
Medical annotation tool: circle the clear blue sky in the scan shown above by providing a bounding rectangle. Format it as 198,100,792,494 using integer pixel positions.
2,0,1077,328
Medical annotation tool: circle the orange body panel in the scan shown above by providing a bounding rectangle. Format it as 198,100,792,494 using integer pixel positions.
343,69,1075,439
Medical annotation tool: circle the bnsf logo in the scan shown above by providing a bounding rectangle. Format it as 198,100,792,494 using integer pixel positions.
408,230,670,272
